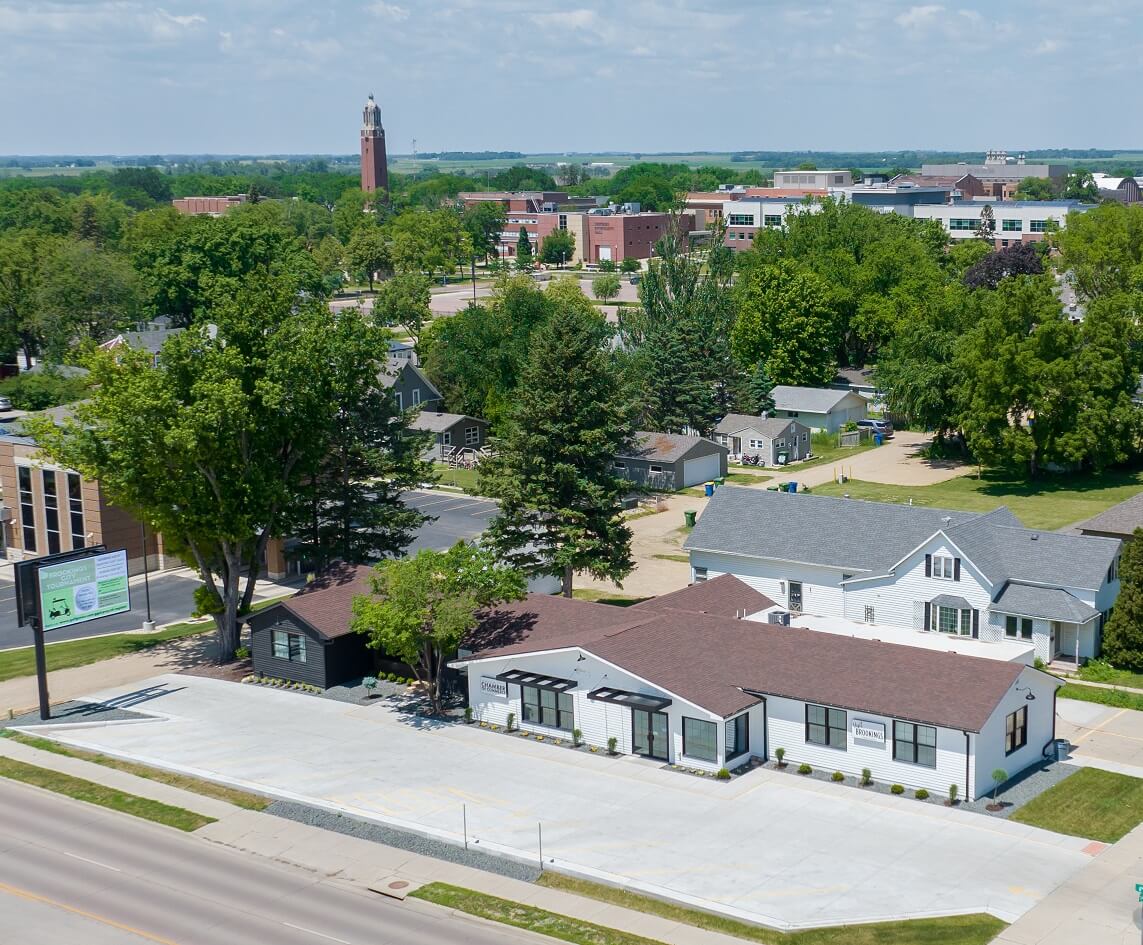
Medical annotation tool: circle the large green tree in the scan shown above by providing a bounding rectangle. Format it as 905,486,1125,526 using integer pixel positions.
480,300,634,596
1103,531,1143,671
346,224,389,290
389,209,470,277
540,228,576,266
463,201,507,262
373,272,432,341
352,543,526,713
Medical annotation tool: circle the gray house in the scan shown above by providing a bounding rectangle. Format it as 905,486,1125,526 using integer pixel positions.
771,385,868,433
713,415,811,466
410,412,490,461
613,432,728,490
381,359,441,412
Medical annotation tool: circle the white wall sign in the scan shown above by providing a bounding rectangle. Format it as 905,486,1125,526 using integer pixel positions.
852,719,886,744
480,676,508,698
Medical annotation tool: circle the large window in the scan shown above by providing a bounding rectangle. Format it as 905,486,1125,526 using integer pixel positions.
271,629,307,663
1001,219,1023,232
1005,706,1027,755
1005,615,1033,640
41,469,60,555
522,685,574,732
931,555,955,579
1030,219,1048,233
67,473,84,549
806,704,846,749
683,717,718,763
727,213,755,226
763,214,783,227
893,720,937,767
725,714,749,762
949,218,977,231
17,465,36,552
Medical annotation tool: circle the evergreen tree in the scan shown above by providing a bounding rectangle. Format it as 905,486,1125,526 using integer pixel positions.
480,302,634,596
742,364,776,416
1102,532,1143,671
516,227,533,268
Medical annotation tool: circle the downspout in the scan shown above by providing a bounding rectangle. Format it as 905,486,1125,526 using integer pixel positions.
963,731,971,802
1041,686,1059,760
760,695,769,762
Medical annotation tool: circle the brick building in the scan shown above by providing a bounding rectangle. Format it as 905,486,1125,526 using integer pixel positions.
171,195,247,216
360,93,389,197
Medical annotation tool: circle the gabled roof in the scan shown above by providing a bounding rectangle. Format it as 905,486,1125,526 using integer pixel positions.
616,431,727,464
379,359,441,398
993,583,1100,624
99,328,184,355
713,415,799,437
409,411,486,433
249,562,374,640
633,574,775,618
1073,492,1143,540
771,385,867,414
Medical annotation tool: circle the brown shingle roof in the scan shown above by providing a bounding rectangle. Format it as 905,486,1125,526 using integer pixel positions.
616,431,726,464
272,562,374,639
633,574,774,619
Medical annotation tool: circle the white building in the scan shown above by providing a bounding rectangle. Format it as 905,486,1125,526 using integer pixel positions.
453,575,1062,800
912,201,1091,245
684,487,1121,665
773,169,854,188
771,385,868,434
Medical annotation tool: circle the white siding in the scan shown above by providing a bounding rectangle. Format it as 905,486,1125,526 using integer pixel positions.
688,550,848,617
973,668,1059,800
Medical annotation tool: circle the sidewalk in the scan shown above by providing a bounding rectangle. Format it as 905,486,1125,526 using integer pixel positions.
0,735,751,945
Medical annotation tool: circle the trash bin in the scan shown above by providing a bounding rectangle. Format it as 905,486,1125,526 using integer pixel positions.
787,481,798,493
874,432,883,446
703,481,714,497
715,477,725,487
1055,738,1071,761
684,509,697,528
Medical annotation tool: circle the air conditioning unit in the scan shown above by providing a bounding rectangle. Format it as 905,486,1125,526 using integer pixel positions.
768,610,791,626
0,505,11,523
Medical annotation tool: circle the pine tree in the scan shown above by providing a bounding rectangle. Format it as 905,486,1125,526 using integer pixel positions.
743,363,776,416
480,302,634,596
1102,531,1143,670
516,227,533,268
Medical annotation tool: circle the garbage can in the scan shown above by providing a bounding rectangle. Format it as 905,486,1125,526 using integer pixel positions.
1055,738,1071,761
787,481,798,494
703,481,714,497
684,509,697,528
715,477,725,487
874,432,883,446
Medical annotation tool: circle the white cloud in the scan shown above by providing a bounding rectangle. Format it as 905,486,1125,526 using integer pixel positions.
1034,38,1064,54
895,4,944,28
530,9,598,30
368,2,409,21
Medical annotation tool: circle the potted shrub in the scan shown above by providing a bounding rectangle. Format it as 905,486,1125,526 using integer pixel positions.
861,768,872,787
947,784,959,806
797,763,812,775
775,747,786,768
890,784,905,795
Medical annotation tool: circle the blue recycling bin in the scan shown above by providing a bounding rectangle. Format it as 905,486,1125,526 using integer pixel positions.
874,432,883,446
787,481,797,493
704,481,714,497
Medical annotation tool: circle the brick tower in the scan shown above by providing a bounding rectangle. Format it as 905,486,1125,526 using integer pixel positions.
360,93,389,198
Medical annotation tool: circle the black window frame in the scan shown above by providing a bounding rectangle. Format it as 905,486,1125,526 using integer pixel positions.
806,703,847,750
893,720,937,768
682,716,718,763
1005,705,1028,755
725,713,749,762
521,683,574,732
67,472,84,549
17,465,36,552
41,468,60,555
271,629,307,663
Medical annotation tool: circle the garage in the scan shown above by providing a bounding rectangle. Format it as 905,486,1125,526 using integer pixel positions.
612,432,728,492
682,452,722,488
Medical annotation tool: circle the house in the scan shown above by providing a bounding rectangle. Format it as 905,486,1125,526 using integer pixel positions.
1073,493,1143,542
684,487,1121,665
99,326,185,367
409,412,489,461
381,360,441,412
712,416,811,466
247,562,377,688
452,574,1061,799
771,386,867,434
613,432,728,490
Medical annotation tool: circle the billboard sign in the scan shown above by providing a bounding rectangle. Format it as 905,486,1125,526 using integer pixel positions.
37,548,130,632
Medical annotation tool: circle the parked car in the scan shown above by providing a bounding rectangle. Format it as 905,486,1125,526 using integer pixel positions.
856,418,893,438
0,397,13,411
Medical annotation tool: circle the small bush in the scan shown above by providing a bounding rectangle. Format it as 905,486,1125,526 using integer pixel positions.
1033,656,1046,671
607,736,618,755
362,676,377,690
464,706,473,723
948,784,959,804
716,767,731,780
775,747,786,766
235,646,250,660
507,712,516,732
861,768,872,786
890,784,905,795
386,672,396,682
915,788,930,800
797,763,812,775
572,727,582,747
1079,658,1117,682
831,770,844,782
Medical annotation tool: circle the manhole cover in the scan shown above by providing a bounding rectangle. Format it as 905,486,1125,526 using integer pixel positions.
388,880,410,890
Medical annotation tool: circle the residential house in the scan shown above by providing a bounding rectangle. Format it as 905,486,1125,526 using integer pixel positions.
712,415,811,466
99,325,185,367
684,487,1121,665
612,432,728,491
381,360,441,412
1073,493,1143,542
410,412,489,461
771,385,867,433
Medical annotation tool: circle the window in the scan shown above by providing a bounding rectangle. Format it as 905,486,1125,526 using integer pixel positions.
612,461,627,470
412,388,421,406
864,605,875,623
67,473,84,549
649,464,663,474
521,685,574,731
683,717,718,763
1030,219,1047,233
442,431,452,446
1005,706,1027,755
786,410,799,418
949,218,977,231
806,703,847,749
764,214,783,227
727,213,755,226
17,465,36,552
1109,557,1120,582
934,605,961,634
464,426,480,446
960,608,972,635
271,630,307,662
893,720,937,767
394,391,403,411
693,566,708,583
932,555,955,580
1001,219,1023,232
1004,615,1033,640
725,714,749,761
748,438,764,449
42,469,60,555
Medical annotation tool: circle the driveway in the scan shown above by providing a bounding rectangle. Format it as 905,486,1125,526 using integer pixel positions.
793,431,971,489
1056,697,1143,778
36,675,1093,930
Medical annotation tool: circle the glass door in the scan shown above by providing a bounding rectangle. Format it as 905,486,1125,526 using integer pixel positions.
632,709,669,761
788,581,803,613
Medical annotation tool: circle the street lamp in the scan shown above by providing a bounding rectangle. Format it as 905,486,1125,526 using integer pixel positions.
471,254,477,303
140,520,154,632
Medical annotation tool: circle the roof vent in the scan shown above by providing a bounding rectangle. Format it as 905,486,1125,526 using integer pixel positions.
1030,533,1039,540
941,516,952,527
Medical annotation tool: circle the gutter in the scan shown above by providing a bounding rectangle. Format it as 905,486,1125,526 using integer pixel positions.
964,731,971,802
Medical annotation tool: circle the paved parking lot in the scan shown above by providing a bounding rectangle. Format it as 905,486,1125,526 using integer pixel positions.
38,675,1094,930
403,490,497,552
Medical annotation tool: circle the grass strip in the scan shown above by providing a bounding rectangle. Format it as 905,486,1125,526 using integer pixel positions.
2,732,270,810
415,881,1005,945
1010,766,1143,843
1058,683,1143,712
0,756,215,832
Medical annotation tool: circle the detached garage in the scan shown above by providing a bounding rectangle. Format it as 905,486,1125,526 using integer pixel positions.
613,432,728,491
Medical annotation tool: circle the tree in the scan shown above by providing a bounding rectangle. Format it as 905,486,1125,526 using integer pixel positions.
462,202,507,262
1014,177,1058,201
352,543,526,713
0,366,89,410
975,204,996,243
515,227,533,268
345,225,389,290
390,209,470,277
0,230,50,364
539,229,575,266
741,364,776,416
620,257,640,274
373,272,432,341
1103,530,1143,671
1054,202,1143,301
480,301,634,597
963,242,1044,290
593,272,621,302
1064,169,1101,203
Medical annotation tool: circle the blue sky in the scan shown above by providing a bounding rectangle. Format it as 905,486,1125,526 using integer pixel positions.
0,0,1138,155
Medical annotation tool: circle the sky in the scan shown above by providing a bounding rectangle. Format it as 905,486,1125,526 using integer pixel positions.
1,0,1140,156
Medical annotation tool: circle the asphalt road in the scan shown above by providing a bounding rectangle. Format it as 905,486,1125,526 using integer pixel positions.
404,489,497,552
0,779,547,945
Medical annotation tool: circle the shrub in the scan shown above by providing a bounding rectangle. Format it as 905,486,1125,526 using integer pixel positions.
386,672,396,682
1033,656,1046,671
362,676,377,691
607,736,618,755
991,768,1008,801
598,258,616,272
890,784,905,795
775,747,786,766
507,712,516,732
1079,658,1117,682
948,784,959,805
620,257,640,274
464,706,473,723
831,771,844,782
861,768,872,786
915,788,930,800
572,727,582,747
797,763,812,775
235,646,250,660
716,767,731,780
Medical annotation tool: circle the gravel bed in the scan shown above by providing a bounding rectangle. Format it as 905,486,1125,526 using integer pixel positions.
265,800,542,882
316,677,411,705
5,700,153,728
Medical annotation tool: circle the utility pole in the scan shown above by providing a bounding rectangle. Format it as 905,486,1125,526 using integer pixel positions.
140,521,154,632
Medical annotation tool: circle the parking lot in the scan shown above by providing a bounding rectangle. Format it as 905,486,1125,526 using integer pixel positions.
403,489,497,552
39,675,1094,930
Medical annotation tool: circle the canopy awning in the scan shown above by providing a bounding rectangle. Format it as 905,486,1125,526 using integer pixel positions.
494,669,577,693
588,686,672,712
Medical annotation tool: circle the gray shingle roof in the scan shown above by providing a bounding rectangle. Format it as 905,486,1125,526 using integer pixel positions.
100,328,184,355
930,593,972,610
1074,492,1143,540
617,431,726,464
713,415,798,438
771,385,866,414
409,412,484,433
993,584,1100,624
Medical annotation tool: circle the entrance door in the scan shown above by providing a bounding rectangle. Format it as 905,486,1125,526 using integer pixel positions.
788,581,803,613
1057,622,1077,661
632,709,669,761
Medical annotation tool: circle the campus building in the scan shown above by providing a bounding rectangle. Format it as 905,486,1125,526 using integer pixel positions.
912,201,1091,246
360,93,389,196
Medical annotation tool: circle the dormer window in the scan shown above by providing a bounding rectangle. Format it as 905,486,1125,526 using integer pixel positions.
932,555,955,580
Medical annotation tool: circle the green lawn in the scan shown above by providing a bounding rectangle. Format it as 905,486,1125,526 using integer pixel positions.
0,756,214,832
1011,767,1143,842
812,467,1143,530
432,463,482,494
412,881,1005,945
1058,683,1143,712
1076,661,1143,690
571,590,648,607
793,442,876,474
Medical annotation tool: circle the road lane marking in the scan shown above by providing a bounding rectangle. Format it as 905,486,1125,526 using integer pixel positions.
1069,707,1128,746
282,921,352,944
0,879,180,944
62,850,121,872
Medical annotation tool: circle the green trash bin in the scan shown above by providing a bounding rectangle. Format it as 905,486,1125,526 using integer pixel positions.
684,509,697,528
715,477,725,487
